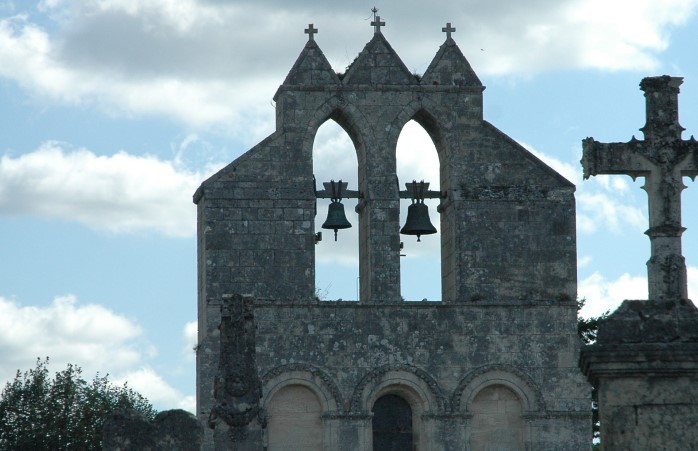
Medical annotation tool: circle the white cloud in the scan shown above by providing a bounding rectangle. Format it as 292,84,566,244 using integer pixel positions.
0,12,275,133
0,294,143,387
579,265,698,318
0,142,221,237
182,320,197,361
1,0,696,132
689,266,698,304
89,0,221,32
0,294,196,413
578,271,648,317
518,142,647,236
479,0,696,74
578,255,593,269
113,367,195,413
576,191,646,234
520,142,580,185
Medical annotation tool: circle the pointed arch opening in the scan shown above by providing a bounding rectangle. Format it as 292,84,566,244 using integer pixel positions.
313,119,360,301
396,119,441,301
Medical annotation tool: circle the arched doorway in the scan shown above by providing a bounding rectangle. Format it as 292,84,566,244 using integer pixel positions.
372,394,414,450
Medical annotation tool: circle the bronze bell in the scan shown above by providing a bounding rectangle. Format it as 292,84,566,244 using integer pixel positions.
400,200,437,241
322,200,352,241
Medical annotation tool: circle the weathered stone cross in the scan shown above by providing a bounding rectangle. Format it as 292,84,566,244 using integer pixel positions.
371,15,385,34
582,76,698,301
304,24,318,41
442,22,456,39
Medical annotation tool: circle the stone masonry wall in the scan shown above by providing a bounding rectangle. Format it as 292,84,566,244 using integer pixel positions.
253,301,589,450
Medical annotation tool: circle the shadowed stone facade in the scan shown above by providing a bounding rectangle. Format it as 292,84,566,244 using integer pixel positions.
194,24,590,450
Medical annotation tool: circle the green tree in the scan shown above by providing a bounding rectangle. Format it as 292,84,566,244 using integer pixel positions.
0,358,156,451
578,298,609,451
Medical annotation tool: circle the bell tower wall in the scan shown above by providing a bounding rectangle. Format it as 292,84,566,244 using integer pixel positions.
193,29,586,449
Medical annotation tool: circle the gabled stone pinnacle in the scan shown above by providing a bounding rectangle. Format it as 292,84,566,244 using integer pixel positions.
342,32,417,85
280,39,340,87
421,38,482,87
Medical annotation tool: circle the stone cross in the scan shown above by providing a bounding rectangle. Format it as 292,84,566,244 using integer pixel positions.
442,22,456,39
371,15,385,34
582,76,698,301
304,24,318,41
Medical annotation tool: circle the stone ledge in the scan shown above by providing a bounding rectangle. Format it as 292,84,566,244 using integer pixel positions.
579,342,698,385
274,84,485,94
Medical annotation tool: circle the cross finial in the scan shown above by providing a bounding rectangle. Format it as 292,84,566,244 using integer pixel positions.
371,15,385,34
304,23,318,41
442,22,456,40
581,76,698,302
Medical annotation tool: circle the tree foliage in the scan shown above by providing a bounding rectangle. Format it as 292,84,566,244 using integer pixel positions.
577,298,609,450
0,358,156,451
578,302,608,346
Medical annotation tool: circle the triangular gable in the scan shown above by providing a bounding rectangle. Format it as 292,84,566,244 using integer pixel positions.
422,38,482,87
483,121,575,188
280,39,340,87
194,130,283,202
342,33,416,85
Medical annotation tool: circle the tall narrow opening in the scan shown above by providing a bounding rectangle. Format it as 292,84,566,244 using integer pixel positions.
313,120,360,301
683,176,697,303
372,394,414,450
396,120,441,301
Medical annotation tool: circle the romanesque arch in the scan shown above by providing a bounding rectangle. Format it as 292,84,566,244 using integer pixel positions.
351,364,446,450
452,365,545,451
262,363,343,413
261,364,342,451
451,364,544,413
351,364,446,413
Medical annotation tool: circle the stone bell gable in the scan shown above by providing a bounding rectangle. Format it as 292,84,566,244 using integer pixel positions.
194,25,576,305
195,21,588,450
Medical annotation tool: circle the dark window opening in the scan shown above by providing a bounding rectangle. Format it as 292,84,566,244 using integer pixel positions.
372,394,414,451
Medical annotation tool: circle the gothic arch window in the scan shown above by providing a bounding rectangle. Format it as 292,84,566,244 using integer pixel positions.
396,119,441,301
267,384,323,451
313,119,360,301
372,394,414,450
469,384,524,451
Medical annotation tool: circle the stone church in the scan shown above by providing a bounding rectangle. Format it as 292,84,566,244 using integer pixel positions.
193,20,590,450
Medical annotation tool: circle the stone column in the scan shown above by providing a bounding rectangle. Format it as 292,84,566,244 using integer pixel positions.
579,300,698,449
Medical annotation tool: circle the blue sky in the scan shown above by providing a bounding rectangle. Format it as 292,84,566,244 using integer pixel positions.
1,0,697,412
